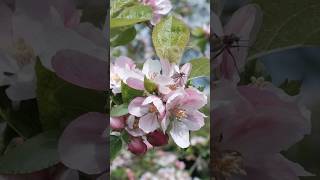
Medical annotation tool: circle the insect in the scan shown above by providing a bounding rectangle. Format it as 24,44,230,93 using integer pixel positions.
211,33,249,74
211,4,262,78
171,72,186,81
171,72,187,87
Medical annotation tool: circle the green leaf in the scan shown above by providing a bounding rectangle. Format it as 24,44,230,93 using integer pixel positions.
121,81,144,104
189,58,210,78
250,0,320,58
144,76,157,93
36,60,105,130
191,27,205,37
152,16,190,64
110,135,122,161
111,26,137,47
110,5,152,28
279,79,302,96
110,104,129,117
121,132,130,143
110,0,136,17
0,131,59,173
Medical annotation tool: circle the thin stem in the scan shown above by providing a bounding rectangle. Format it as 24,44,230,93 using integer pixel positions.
0,109,27,139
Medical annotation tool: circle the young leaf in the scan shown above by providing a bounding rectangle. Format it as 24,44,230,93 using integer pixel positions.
152,16,190,64
189,58,210,78
110,104,129,117
121,81,144,104
279,79,302,96
110,5,152,28
144,76,157,93
0,131,59,174
110,135,122,161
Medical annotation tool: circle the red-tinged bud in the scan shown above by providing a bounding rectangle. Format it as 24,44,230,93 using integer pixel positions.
128,138,147,155
147,130,169,147
110,117,126,131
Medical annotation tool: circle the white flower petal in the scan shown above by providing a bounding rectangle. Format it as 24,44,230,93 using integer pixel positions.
170,121,190,148
139,113,160,133
142,59,161,79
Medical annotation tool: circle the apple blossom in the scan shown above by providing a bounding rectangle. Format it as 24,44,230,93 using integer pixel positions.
163,87,207,148
0,2,36,101
110,56,144,93
128,96,165,133
212,80,312,179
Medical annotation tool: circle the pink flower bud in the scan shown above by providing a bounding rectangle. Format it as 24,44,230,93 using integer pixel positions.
146,130,169,147
110,116,126,131
128,138,147,155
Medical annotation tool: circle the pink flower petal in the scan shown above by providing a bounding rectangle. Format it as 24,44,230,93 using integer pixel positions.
139,113,160,133
181,87,207,109
52,49,107,91
244,154,313,179
181,63,192,77
211,12,224,37
128,97,149,117
126,78,145,90
58,112,107,174
181,110,205,131
0,2,13,49
115,56,135,69
143,95,165,114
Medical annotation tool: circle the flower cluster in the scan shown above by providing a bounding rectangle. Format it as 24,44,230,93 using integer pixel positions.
110,57,208,154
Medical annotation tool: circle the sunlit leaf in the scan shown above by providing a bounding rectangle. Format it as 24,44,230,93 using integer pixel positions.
189,58,210,78
110,5,152,28
152,16,190,64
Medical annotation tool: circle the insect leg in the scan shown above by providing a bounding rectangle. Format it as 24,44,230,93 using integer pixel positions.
226,47,241,75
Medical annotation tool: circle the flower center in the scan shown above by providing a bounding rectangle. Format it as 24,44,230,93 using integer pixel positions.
168,84,178,90
133,118,139,129
11,38,36,68
149,104,158,113
172,108,187,119
250,76,266,88
111,73,121,82
149,72,158,80
212,150,246,178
